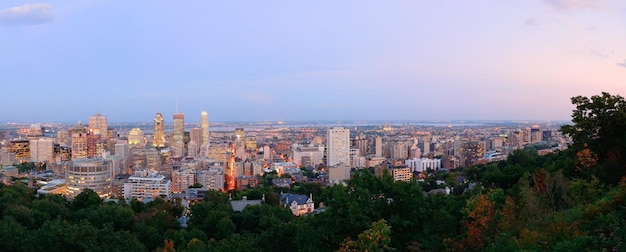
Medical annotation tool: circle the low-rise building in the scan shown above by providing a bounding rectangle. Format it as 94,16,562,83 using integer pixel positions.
280,193,314,216
123,170,172,201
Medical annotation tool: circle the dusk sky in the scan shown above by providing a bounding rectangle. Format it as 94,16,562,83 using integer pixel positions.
1,1,625,123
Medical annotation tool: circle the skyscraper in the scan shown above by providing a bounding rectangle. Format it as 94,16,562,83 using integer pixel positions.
201,111,209,146
173,113,185,144
235,128,245,148
327,127,350,167
153,113,165,147
128,128,145,148
88,113,108,140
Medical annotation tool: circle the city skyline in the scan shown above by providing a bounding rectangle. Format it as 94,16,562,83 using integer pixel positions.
2,1,625,123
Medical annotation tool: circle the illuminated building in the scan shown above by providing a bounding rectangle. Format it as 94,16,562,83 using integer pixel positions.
153,113,165,147
123,170,172,201
128,128,145,148
88,113,108,139
327,127,350,167
9,140,30,163
235,128,245,148
201,111,209,146
65,158,113,199
71,122,88,159
245,136,257,151
173,113,185,144
171,168,195,193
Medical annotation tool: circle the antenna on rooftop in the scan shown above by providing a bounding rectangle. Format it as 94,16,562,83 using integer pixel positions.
176,97,178,113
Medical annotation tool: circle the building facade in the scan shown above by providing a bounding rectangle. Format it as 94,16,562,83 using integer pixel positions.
173,113,185,144
123,170,172,201
65,158,113,198
327,127,350,167
201,111,209,146
153,113,165,147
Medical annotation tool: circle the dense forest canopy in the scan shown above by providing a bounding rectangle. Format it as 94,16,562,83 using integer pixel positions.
0,92,625,251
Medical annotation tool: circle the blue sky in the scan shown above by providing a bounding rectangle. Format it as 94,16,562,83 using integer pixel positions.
1,1,625,123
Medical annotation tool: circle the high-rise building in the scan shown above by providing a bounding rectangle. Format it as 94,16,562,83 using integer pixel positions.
114,142,130,174
201,111,209,146
88,113,108,140
9,140,30,163
235,128,245,148
128,128,145,149
30,138,54,162
65,158,113,199
71,122,89,159
375,136,383,157
327,127,350,167
173,113,185,144
153,113,165,147
190,128,202,149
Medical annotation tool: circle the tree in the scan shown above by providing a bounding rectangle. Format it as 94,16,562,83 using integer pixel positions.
339,219,393,252
561,92,626,184
70,188,101,210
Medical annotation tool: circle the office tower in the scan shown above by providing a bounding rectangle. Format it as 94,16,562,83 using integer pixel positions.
65,158,113,199
531,128,542,143
30,138,54,162
173,113,185,144
201,111,209,146
327,127,350,166
71,122,88,159
128,128,145,148
245,136,257,151
190,128,202,148
375,136,383,157
153,113,165,147
235,128,245,148
88,113,108,140
9,140,30,163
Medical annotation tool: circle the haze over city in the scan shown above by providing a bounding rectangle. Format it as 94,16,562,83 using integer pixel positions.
2,0,625,123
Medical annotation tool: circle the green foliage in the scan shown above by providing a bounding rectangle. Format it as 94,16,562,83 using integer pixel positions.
70,188,101,210
561,92,626,185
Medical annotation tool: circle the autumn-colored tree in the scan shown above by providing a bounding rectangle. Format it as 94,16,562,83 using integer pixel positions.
157,239,176,252
454,194,495,251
